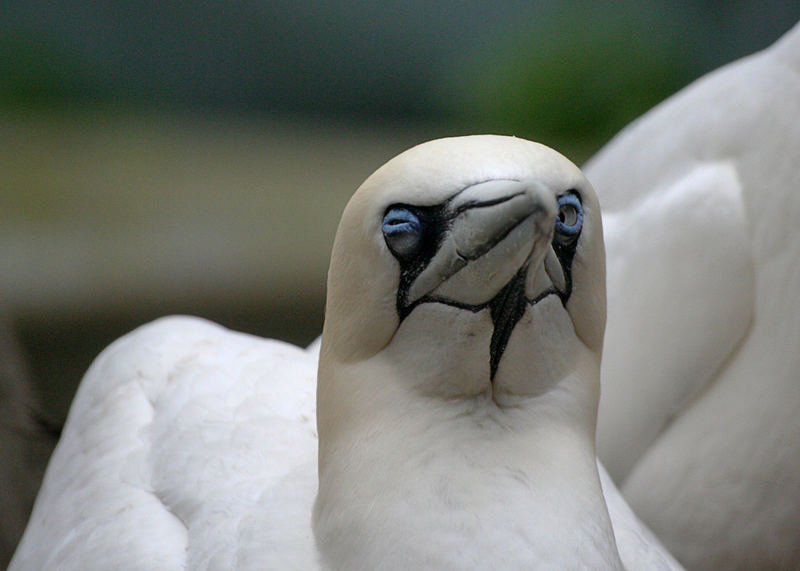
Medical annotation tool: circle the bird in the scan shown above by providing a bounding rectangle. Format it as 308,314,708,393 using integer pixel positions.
586,21,800,569
10,135,681,569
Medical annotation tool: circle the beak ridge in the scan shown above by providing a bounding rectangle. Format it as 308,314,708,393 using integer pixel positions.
405,180,556,307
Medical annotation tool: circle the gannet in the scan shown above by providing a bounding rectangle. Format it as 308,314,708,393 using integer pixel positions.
587,21,800,569
11,136,680,569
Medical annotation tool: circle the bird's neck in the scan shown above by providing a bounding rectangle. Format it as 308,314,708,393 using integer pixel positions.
314,367,622,570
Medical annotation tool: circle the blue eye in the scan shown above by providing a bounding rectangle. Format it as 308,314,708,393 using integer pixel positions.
554,192,583,244
383,207,422,258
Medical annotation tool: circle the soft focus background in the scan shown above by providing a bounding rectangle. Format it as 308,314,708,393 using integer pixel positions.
1,1,799,563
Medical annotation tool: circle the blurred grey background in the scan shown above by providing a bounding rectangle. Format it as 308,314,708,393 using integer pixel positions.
1,1,799,563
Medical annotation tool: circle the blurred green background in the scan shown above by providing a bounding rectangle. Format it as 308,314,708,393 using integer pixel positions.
2,0,799,429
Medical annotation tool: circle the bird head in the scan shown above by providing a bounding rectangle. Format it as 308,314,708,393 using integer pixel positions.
320,135,605,408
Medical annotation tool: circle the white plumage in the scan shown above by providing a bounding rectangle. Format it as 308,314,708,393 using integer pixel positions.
12,136,680,569
14,317,319,569
588,21,800,569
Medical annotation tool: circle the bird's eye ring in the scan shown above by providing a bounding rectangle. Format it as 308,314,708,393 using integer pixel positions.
383,206,422,258
554,192,583,245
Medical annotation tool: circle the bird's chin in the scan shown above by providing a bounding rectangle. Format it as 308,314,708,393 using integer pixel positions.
398,257,563,386
384,302,495,399
490,294,573,400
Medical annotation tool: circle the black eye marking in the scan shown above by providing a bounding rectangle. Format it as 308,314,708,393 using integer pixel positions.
551,190,583,305
383,203,448,316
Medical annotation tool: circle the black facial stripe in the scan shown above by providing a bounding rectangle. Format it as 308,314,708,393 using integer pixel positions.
392,203,449,317
551,190,583,305
488,266,529,380
552,240,576,306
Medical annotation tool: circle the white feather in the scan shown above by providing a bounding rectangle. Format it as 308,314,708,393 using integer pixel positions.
12,317,319,570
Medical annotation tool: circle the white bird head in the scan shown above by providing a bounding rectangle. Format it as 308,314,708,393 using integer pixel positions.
320,134,605,406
